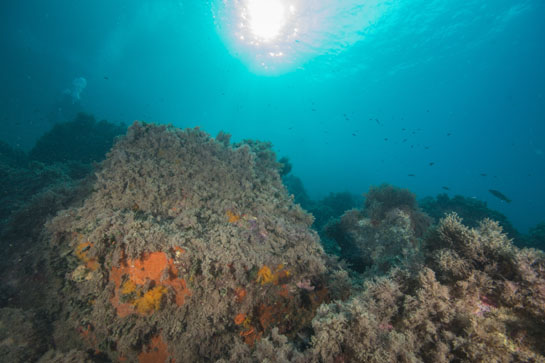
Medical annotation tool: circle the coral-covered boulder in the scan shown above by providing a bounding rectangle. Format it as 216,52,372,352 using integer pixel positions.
325,183,431,274
310,213,545,362
45,122,329,361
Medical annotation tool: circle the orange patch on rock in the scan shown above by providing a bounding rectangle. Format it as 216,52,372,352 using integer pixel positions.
168,278,191,306
234,313,246,325
138,335,172,363
114,300,135,318
123,252,176,285
256,264,290,285
277,284,290,299
256,265,273,285
134,285,168,314
85,259,99,271
75,242,99,271
258,304,275,331
226,210,241,223
110,251,191,317
235,287,247,302
173,246,185,254
239,327,262,347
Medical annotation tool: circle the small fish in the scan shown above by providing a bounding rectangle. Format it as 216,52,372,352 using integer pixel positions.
424,146,430,150
352,133,356,136
402,128,406,131
103,76,109,80
429,162,435,166
384,138,388,141
402,138,407,142
408,174,415,177
489,189,511,203
375,118,380,124
447,133,452,136
480,173,487,177
442,186,450,191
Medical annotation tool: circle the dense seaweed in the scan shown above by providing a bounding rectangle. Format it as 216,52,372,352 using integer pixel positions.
420,193,520,243
0,122,544,362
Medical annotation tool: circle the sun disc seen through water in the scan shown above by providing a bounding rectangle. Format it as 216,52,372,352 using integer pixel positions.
246,0,289,41
213,0,388,74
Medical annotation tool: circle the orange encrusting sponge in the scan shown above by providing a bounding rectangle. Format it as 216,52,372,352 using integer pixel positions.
256,264,290,285
110,251,191,317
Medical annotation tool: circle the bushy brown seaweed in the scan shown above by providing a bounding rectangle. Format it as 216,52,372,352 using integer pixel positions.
307,213,545,362
325,184,431,275
3,122,545,362
42,122,330,361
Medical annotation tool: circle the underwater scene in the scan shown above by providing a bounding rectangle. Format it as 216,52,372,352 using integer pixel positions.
1,0,544,362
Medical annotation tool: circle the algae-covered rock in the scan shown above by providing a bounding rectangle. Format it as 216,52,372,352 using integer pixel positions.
420,193,521,243
325,183,431,274
309,214,545,362
29,112,126,165
16,122,543,362
45,122,330,361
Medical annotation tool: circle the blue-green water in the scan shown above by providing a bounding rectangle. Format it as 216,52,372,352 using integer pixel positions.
1,0,544,232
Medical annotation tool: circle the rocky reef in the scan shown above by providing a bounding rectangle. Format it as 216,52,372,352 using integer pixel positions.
0,115,125,312
420,193,521,244
325,184,431,275
29,112,126,166
40,122,332,361
311,214,545,362
1,122,544,362
316,184,545,362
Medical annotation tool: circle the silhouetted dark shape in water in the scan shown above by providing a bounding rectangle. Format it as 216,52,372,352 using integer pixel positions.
420,193,519,242
489,189,511,203
30,113,126,164
278,156,292,176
